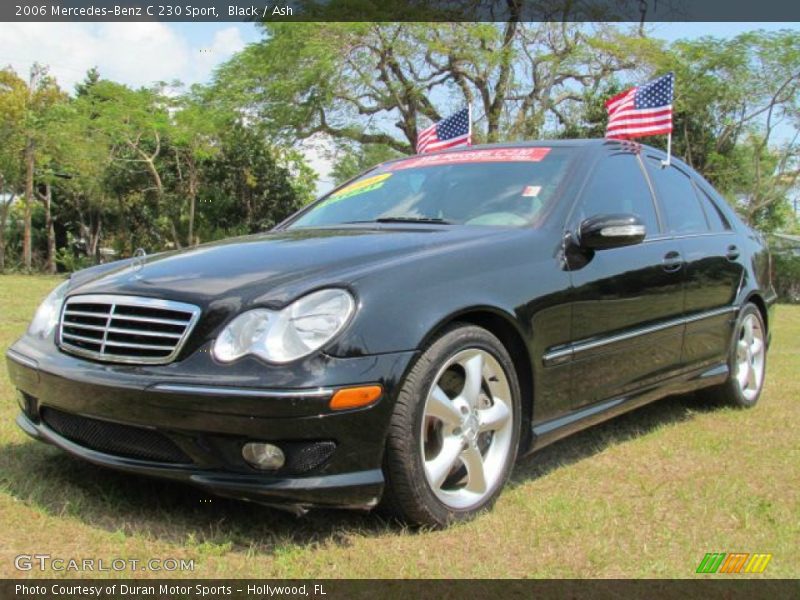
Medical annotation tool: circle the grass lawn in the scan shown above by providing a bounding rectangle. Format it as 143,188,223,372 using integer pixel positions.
1,274,798,579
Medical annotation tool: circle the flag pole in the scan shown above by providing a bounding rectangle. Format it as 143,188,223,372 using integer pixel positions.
467,103,473,146
662,72,675,167
662,131,672,167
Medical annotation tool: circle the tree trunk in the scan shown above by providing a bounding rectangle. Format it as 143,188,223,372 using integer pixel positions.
187,160,198,246
78,207,103,264
117,194,128,255
485,13,519,142
89,214,102,262
23,139,34,270
0,217,5,272
169,220,183,250
22,66,41,272
42,184,56,274
0,193,13,273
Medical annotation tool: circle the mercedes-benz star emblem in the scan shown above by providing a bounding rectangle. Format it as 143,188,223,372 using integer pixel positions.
131,248,147,279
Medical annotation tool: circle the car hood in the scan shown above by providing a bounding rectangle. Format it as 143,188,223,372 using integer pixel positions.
68,225,527,307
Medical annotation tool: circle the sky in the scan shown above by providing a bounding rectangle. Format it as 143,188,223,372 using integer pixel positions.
0,21,796,194
0,22,260,91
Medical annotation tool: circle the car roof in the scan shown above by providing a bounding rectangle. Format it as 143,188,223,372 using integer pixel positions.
371,136,693,196
453,138,611,149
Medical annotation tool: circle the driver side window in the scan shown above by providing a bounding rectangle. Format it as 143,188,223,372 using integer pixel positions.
578,153,660,238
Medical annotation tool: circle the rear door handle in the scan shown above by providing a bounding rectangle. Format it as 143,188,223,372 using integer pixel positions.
726,245,740,260
662,250,683,273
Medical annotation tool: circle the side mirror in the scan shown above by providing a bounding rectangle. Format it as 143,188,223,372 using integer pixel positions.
578,213,646,250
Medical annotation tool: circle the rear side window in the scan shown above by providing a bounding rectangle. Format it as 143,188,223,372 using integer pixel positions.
577,153,660,237
644,158,709,234
695,185,731,232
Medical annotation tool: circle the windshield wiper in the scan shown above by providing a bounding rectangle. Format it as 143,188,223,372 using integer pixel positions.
345,216,453,225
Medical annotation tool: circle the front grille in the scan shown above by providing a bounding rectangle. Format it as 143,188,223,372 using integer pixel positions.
58,294,200,365
41,407,193,464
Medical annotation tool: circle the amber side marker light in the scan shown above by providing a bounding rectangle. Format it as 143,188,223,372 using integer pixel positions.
330,385,383,410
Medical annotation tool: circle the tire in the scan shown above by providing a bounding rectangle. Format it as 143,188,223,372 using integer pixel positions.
381,323,522,527
699,303,767,409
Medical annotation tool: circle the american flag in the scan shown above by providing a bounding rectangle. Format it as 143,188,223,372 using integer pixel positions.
416,107,472,154
605,73,674,140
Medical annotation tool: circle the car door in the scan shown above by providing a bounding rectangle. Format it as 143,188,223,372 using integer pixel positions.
564,150,686,410
643,156,743,368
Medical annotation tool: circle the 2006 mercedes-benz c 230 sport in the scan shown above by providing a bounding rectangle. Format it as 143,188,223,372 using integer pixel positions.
7,140,775,527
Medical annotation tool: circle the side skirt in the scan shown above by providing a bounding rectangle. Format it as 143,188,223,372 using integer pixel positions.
525,362,729,454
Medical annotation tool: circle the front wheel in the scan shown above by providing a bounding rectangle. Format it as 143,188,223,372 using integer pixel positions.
381,324,521,527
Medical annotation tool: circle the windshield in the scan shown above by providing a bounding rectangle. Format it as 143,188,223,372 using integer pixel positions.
288,147,573,228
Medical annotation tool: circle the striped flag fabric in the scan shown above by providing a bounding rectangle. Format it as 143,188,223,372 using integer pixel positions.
416,107,472,154
605,73,674,140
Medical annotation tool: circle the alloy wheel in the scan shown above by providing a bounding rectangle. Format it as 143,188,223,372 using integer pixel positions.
420,348,514,510
734,313,766,402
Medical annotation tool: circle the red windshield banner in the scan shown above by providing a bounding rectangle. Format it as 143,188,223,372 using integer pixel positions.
388,147,551,170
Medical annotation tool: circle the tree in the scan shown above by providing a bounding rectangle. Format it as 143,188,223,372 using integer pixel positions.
73,79,176,247
0,65,66,271
170,85,225,246
52,74,119,262
662,30,799,228
5,25,796,273
18,65,64,269
0,174,19,272
550,29,800,230
2,63,316,270
330,143,403,185
213,21,655,153
202,122,309,236
0,69,26,271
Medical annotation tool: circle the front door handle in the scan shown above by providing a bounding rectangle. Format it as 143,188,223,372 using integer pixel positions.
726,245,740,261
662,250,683,273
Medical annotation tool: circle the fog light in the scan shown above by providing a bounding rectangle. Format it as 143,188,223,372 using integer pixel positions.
242,442,285,470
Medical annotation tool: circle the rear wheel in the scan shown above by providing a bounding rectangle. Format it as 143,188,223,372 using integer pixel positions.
700,303,767,408
381,324,521,527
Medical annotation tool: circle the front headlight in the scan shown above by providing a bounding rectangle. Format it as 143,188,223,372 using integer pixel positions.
27,280,69,340
212,288,356,364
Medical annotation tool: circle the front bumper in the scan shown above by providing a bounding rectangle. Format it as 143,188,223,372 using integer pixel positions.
6,337,416,509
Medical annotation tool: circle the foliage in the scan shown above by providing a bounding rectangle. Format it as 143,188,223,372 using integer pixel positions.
1,24,798,272
54,245,93,273
0,67,313,272
212,21,658,152
330,143,404,185
215,23,797,231
200,122,309,236
564,29,800,231
773,253,800,303
670,30,799,230
0,64,65,271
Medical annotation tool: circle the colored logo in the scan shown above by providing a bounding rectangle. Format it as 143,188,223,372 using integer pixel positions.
696,553,772,574
330,173,392,200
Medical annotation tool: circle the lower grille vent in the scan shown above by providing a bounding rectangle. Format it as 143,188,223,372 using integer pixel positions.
41,407,192,464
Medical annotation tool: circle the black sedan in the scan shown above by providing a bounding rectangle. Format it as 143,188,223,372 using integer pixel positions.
6,140,775,527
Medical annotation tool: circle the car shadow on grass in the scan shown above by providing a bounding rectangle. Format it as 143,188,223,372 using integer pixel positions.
0,440,390,553
0,390,723,553
511,390,722,484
